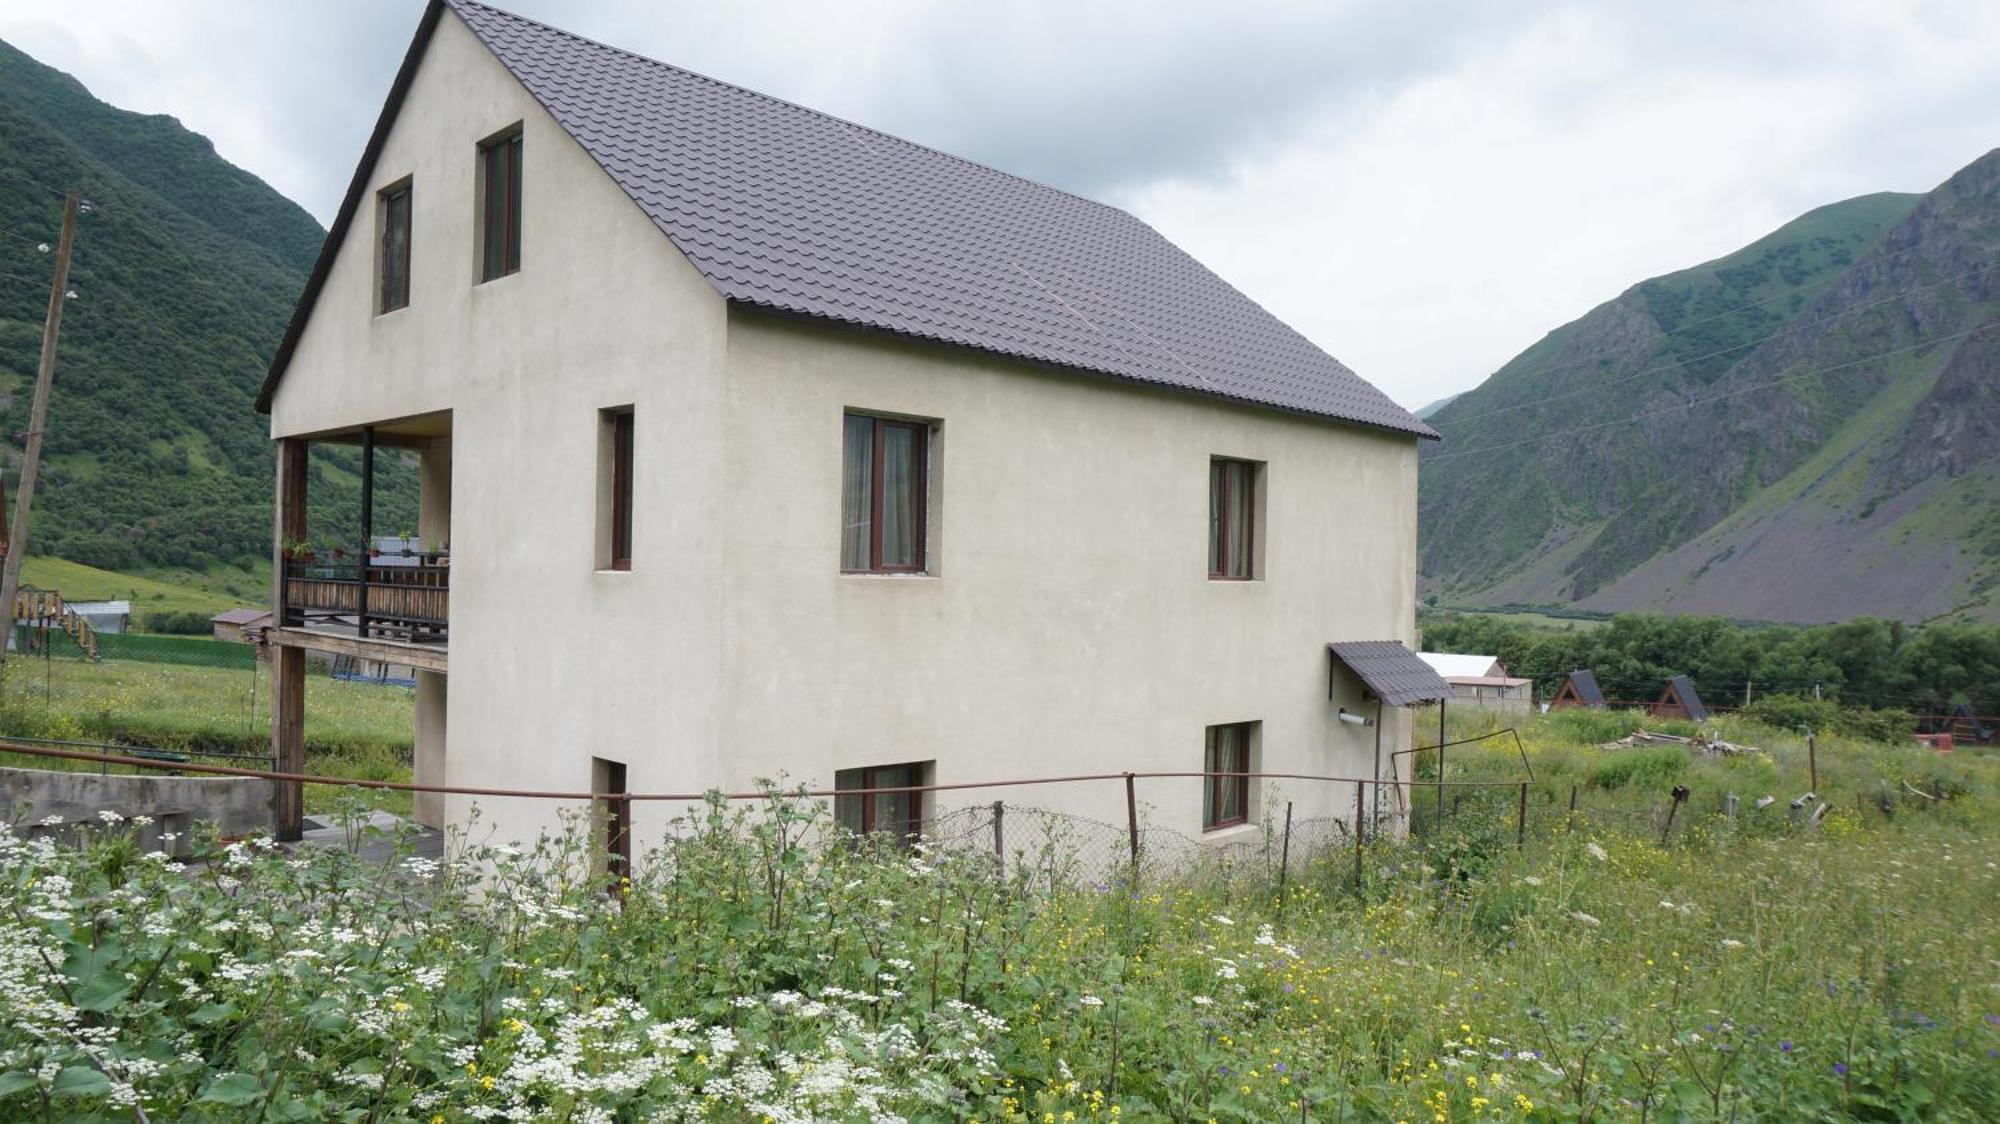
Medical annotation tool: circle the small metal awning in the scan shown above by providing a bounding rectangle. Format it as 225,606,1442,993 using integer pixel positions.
1327,640,1452,707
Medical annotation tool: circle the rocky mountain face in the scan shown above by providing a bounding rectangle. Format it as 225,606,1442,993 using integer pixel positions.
1421,148,2000,624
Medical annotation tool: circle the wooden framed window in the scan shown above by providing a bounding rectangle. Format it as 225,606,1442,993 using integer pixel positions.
840,413,929,573
1208,457,1259,580
1203,722,1255,830
592,756,630,892
478,128,522,282
597,407,634,570
835,761,931,841
378,181,411,313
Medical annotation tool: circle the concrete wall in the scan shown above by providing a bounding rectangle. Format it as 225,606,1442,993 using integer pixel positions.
267,6,1423,849
267,12,732,844
0,767,274,856
717,313,1419,839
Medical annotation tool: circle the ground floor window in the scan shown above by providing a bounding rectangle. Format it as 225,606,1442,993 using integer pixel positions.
834,761,931,841
1204,722,1256,830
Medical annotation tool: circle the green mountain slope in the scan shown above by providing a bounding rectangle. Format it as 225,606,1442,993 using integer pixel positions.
1421,148,2000,624
0,39,410,574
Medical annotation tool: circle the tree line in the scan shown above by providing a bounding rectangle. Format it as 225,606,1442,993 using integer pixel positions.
1421,611,2000,724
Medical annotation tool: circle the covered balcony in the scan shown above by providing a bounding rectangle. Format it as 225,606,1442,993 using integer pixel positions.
268,410,451,841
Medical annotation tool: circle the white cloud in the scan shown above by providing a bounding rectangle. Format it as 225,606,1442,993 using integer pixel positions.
1,0,1994,409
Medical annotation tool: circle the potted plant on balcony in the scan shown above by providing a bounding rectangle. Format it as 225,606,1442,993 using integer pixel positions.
281,538,315,564
397,530,416,558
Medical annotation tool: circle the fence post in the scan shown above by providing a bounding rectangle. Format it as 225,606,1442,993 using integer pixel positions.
1660,784,1689,846
1277,800,1293,908
1515,782,1528,848
1353,781,1366,893
1436,698,1447,835
1807,733,1818,795
1566,784,1578,833
992,799,1005,878
1124,773,1140,887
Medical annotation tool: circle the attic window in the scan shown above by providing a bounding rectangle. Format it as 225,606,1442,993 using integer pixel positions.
377,180,411,314
478,127,522,282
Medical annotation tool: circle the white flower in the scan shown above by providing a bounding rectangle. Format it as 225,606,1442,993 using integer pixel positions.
1586,842,1608,861
1570,911,1601,927
1078,995,1104,1008
1719,939,1744,949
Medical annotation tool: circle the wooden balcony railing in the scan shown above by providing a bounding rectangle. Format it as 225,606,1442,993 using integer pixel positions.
281,557,448,645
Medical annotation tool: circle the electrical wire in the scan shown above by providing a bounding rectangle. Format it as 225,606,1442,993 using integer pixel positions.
1423,317,2000,463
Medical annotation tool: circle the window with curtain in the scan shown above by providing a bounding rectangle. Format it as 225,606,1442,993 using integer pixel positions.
841,413,929,572
478,128,522,282
378,181,411,313
1208,457,1258,579
1204,722,1255,830
834,762,930,842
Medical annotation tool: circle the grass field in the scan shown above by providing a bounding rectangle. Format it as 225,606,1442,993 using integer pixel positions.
17,555,265,619
1,705,1992,1118
0,653,415,813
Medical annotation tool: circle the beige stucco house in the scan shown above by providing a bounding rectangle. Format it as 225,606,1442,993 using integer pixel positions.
257,0,1444,857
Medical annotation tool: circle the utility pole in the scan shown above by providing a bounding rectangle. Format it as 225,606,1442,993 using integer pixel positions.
0,189,80,676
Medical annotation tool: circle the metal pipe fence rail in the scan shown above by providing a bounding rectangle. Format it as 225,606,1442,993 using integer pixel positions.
0,740,1541,893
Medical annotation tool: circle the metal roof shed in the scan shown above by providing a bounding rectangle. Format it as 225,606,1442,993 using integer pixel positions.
1327,641,1452,828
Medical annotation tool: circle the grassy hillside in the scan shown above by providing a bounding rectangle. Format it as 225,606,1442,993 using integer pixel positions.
0,39,413,576
1422,148,2000,624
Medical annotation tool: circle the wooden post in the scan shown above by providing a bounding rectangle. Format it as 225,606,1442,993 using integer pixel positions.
991,799,1004,878
1660,785,1689,846
1277,800,1293,907
1566,784,1578,832
1353,781,1365,892
271,438,308,841
1436,698,1447,835
1371,698,1384,828
357,425,375,639
1515,781,1528,848
1123,773,1139,886
0,189,80,677
1807,733,1818,795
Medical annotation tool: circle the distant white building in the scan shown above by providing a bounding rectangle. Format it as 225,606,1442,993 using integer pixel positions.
1418,652,1534,711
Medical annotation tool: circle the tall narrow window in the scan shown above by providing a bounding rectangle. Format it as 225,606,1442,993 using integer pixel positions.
592,757,629,891
1208,458,1259,580
478,128,522,282
1203,722,1255,830
841,413,929,573
597,407,634,570
835,761,931,841
378,181,411,313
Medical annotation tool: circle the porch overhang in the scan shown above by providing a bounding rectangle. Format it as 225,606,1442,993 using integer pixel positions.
1326,641,1451,707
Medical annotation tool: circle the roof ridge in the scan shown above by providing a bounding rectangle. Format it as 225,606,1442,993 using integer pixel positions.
442,0,1129,217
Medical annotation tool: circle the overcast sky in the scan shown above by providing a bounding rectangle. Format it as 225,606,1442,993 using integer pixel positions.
3,0,1996,409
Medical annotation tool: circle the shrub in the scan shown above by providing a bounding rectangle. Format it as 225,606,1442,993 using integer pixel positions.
139,609,214,635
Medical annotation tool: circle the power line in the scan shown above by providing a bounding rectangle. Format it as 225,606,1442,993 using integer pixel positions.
1423,318,2000,464
1431,258,1998,430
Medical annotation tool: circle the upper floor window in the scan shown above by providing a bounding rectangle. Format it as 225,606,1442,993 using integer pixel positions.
597,407,634,571
478,127,522,282
1208,457,1261,580
841,412,929,573
377,180,411,313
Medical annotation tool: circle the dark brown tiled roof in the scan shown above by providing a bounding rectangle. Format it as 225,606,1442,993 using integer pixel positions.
393,0,1426,437
1328,641,1451,707
1565,669,1607,707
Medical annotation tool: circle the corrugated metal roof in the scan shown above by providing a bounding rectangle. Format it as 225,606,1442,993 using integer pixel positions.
1328,641,1452,707
1417,652,1503,680
413,0,1434,438
1663,675,1710,721
1565,669,1607,707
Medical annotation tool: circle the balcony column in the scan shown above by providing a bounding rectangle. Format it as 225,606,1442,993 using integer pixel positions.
358,426,374,639
418,435,450,548
271,437,308,841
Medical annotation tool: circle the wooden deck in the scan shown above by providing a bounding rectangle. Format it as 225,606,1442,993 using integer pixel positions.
264,625,447,673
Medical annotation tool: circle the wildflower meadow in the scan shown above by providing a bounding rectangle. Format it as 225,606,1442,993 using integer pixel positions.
1,714,1996,1121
